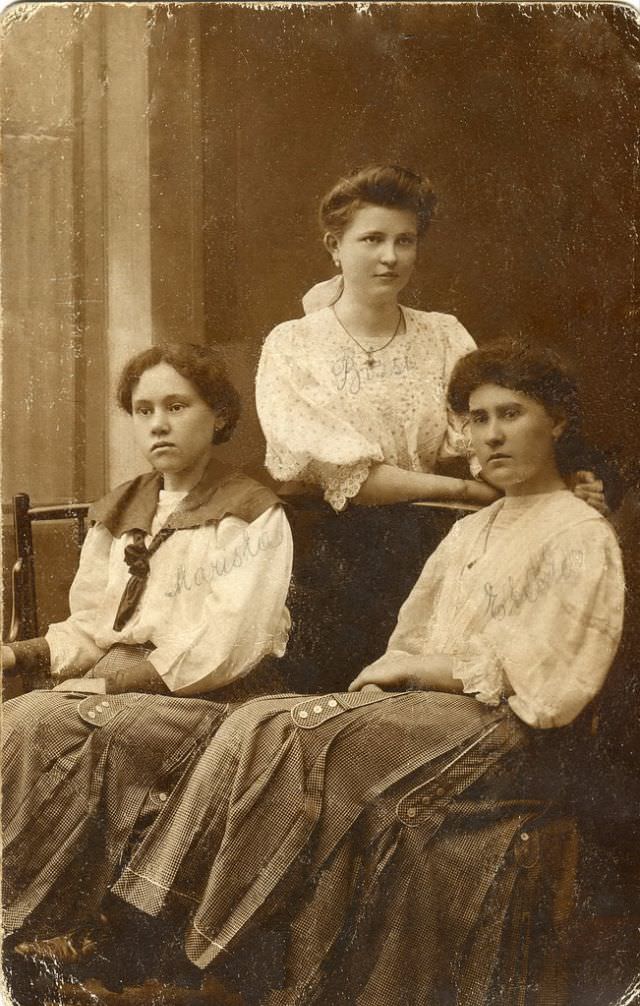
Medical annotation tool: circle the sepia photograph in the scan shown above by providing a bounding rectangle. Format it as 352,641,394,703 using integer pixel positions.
1,2,640,1004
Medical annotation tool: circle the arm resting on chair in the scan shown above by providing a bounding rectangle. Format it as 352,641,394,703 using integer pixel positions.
3,638,51,678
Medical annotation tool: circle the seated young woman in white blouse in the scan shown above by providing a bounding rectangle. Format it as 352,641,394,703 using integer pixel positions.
2,343,293,969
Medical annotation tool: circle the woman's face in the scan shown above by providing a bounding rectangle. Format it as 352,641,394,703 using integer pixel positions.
131,362,220,492
467,383,566,496
326,204,418,303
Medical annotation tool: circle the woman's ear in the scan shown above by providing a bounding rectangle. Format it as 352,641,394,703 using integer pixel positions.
212,410,228,442
551,414,567,441
323,232,340,266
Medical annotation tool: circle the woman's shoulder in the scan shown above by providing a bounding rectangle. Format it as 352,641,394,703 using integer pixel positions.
263,309,333,348
88,471,158,521
543,491,621,545
403,308,476,352
449,498,503,535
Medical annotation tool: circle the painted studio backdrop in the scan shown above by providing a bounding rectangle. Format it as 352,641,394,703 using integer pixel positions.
2,2,639,623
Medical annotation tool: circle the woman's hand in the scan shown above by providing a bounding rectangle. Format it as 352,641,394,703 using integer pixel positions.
349,658,418,692
2,644,16,671
349,653,462,693
571,470,608,515
466,480,502,505
103,660,171,695
77,658,171,694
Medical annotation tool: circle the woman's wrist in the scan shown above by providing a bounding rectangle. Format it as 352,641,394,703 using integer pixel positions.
3,638,51,676
2,644,16,671
106,659,171,695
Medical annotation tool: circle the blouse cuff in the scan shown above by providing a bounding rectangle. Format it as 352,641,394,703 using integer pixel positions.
319,459,374,512
451,637,506,707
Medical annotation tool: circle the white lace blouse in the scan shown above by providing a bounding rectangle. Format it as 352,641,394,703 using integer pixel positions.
256,307,476,511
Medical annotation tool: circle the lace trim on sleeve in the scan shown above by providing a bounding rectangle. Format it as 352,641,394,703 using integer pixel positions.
451,636,506,707
317,459,373,512
264,445,307,484
265,444,376,513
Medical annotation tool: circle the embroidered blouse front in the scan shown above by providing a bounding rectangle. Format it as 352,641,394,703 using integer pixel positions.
256,307,476,510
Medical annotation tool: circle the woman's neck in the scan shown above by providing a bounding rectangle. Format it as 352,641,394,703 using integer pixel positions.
162,447,214,493
503,473,567,498
334,289,402,341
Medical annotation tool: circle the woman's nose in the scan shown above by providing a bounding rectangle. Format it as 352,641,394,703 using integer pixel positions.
380,241,397,263
485,420,505,445
151,410,170,434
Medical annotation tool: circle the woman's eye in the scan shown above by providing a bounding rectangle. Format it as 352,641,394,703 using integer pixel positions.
398,236,416,247
361,235,380,243
169,403,186,412
135,407,151,416
470,415,486,425
503,410,520,420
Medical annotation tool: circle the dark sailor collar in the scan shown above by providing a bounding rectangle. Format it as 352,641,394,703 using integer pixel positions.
89,456,281,537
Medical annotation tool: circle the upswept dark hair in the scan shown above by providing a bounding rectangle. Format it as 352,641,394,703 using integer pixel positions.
447,338,585,475
319,165,436,238
117,342,241,445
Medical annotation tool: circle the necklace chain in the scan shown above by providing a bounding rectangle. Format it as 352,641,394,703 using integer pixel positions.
332,305,404,366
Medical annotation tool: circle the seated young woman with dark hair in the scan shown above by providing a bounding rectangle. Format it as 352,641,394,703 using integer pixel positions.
2,343,293,968
105,339,624,1005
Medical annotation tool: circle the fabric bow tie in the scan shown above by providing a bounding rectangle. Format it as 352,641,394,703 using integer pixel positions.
113,526,176,632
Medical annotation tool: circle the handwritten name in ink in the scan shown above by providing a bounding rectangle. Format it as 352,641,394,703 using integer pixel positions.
484,545,584,620
332,353,415,394
166,526,284,598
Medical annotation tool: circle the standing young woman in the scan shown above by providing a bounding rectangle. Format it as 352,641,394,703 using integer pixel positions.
256,165,604,688
258,165,496,512
113,340,624,1005
2,343,293,964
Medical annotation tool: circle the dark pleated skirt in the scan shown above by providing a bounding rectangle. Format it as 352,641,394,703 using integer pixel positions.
2,684,228,938
113,690,579,1005
281,500,458,692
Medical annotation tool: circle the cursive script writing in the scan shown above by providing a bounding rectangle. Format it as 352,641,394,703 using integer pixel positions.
484,544,584,620
332,353,415,394
165,526,284,598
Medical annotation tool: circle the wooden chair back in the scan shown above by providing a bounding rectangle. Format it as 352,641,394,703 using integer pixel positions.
8,493,90,643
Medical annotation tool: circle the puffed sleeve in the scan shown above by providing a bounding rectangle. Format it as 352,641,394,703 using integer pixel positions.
436,316,478,464
148,505,293,695
452,521,625,728
256,321,384,511
45,523,113,675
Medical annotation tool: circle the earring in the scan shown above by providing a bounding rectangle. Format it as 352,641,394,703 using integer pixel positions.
333,257,341,269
